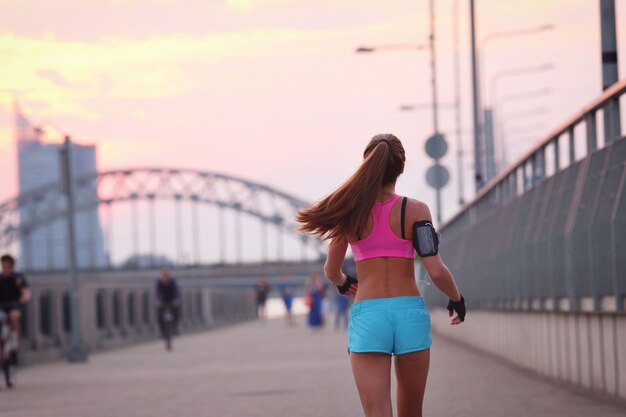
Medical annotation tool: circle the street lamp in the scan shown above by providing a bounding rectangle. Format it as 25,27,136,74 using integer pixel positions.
355,44,428,53
489,63,554,107
469,0,482,193
59,135,88,363
497,88,553,109
500,107,550,121
485,62,554,179
481,24,555,106
399,102,455,112
503,122,548,136
496,88,553,167
453,0,464,205
475,22,554,184
355,1,446,223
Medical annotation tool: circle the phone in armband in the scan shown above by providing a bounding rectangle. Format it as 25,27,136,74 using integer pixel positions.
412,221,440,257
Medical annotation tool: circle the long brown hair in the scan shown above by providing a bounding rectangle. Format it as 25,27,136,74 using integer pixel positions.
296,133,405,241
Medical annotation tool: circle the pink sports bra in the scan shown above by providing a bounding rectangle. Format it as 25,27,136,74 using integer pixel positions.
349,194,415,262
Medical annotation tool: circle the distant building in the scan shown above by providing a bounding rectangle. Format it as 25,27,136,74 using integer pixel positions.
15,104,108,271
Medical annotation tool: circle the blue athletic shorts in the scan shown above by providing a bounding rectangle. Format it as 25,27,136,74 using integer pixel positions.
347,296,432,355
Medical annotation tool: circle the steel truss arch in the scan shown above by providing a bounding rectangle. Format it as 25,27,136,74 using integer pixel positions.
0,167,321,254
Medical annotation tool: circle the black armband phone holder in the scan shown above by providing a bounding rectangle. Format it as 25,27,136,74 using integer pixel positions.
413,221,440,257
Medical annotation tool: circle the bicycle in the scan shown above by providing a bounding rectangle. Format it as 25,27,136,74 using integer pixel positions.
0,307,18,388
159,303,177,352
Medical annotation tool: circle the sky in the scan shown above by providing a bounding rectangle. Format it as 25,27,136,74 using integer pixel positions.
1,0,625,262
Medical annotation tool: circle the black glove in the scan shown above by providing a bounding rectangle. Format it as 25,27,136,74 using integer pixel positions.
337,274,358,295
447,295,466,322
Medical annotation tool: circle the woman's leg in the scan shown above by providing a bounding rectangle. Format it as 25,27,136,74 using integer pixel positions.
394,349,430,417
350,352,393,417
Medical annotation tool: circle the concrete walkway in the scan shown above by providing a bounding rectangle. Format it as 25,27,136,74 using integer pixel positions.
0,316,624,417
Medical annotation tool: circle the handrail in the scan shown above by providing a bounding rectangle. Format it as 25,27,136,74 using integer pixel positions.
442,78,626,230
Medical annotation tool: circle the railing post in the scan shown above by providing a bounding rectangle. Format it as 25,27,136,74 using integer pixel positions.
585,112,598,154
531,154,538,185
502,175,509,201
537,147,546,182
509,172,516,198
568,126,576,164
554,137,561,171
605,98,622,143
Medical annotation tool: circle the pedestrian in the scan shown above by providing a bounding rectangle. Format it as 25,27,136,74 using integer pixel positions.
255,276,271,320
297,134,466,417
279,275,296,326
334,292,351,330
305,272,326,330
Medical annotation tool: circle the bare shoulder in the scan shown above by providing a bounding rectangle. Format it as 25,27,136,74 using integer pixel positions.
404,197,433,222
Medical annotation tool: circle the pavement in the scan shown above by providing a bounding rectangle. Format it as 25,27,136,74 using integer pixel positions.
0,315,624,417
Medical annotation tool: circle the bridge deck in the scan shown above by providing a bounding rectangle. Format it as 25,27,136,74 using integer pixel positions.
1,316,624,417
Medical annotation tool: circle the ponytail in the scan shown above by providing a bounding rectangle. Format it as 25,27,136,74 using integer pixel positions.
296,134,405,241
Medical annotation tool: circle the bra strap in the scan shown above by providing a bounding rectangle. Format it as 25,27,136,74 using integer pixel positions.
401,196,408,239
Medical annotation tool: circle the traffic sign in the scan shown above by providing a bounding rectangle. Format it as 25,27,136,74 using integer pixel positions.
425,133,448,160
426,164,450,189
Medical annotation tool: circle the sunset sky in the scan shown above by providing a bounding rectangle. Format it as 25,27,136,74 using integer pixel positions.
1,0,625,223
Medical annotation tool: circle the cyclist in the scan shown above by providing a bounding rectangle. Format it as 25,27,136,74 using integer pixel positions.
0,254,31,365
155,268,181,336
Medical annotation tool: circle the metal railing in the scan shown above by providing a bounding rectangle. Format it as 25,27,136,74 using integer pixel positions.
18,274,256,365
429,78,626,312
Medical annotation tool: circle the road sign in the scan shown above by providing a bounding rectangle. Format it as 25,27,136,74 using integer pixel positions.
425,133,448,160
426,164,450,189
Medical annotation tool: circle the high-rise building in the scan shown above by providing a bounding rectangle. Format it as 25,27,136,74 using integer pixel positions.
16,104,108,271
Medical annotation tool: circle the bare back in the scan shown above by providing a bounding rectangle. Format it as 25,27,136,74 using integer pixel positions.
347,197,429,302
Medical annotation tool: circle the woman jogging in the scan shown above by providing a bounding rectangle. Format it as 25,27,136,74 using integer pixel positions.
297,133,466,417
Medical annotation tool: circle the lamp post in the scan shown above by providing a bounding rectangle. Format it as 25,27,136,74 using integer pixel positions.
469,0,482,193
356,1,446,223
428,0,439,134
489,63,554,108
496,88,553,166
497,88,553,109
59,135,88,363
486,62,554,177
476,21,554,184
496,106,549,170
355,44,428,53
599,0,621,143
400,102,455,112
481,24,555,107
453,0,464,205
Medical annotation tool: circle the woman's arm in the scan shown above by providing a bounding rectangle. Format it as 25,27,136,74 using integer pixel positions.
410,200,464,324
411,200,462,302
422,256,461,302
323,237,357,295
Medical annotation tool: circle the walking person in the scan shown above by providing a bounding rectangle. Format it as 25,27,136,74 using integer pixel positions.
334,292,351,330
255,276,271,320
305,272,326,330
297,134,465,417
279,275,296,326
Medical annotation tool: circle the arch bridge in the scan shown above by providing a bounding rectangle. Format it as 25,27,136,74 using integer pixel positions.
0,167,323,271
